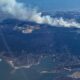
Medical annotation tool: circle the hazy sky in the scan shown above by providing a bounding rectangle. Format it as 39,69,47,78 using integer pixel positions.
19,0,80,12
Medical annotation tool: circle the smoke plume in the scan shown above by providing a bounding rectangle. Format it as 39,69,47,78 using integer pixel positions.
0,0,80,28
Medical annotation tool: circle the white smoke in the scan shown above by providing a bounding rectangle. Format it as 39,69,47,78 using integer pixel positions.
0,0,80,28
0,0,32,20
50,18,80,28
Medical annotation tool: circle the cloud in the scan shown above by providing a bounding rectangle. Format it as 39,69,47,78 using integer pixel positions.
0,0,80,28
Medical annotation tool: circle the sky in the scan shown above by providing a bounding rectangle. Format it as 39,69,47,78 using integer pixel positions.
18,0,80,12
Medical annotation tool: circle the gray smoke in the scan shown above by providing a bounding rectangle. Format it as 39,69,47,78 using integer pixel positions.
0,0,80,28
